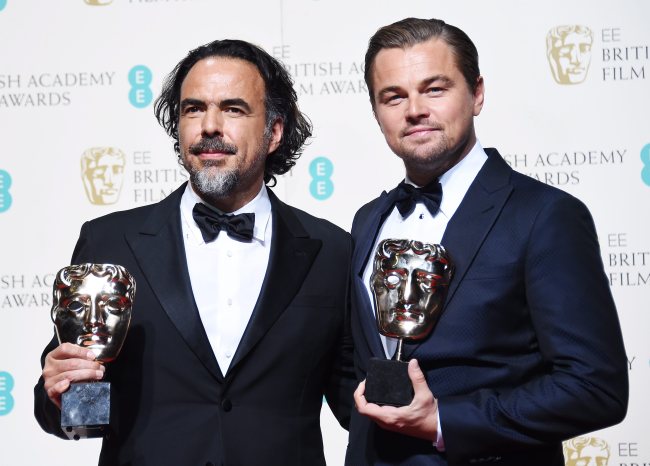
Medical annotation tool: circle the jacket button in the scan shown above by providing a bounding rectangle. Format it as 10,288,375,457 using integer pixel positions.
222,399,232,412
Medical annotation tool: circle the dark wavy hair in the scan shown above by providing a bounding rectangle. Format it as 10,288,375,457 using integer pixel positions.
154,39,312,185
364,18,480,106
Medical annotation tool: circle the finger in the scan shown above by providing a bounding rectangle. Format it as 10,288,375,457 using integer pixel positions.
354,380,368,410
46,379,70,409
51,342,98,361
43,364,105,392
408,359,429,395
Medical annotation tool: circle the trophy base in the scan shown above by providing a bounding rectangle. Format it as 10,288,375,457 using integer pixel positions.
364,358,413,407
61,381,111,440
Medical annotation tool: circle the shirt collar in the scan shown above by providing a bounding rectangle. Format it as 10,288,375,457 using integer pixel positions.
404,140,488,218
180,182,272,244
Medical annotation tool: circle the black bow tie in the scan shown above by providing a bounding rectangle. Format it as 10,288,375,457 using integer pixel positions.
192,203,255,243
393,179,443,218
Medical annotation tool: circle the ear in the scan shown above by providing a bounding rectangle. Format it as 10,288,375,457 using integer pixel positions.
473,76,485,116
266,118,284,154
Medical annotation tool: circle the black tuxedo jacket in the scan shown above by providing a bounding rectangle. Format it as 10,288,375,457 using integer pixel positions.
35,183,355,466
345,149,628,466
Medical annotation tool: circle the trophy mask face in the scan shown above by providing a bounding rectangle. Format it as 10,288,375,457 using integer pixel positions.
51,264,135,362
371,240,452,339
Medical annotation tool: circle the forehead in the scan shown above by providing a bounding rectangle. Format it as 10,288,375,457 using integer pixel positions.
371,38,460,87
383,251,436,272
180,56,266,102
61,274,124,296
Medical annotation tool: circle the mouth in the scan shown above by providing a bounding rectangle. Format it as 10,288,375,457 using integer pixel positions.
403,126,441,138
77,332,110,347
393,306,423,322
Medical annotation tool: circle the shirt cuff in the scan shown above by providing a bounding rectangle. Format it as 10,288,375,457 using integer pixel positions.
433,410,445,452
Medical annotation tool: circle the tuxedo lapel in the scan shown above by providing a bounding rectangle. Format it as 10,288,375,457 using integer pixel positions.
226,189,321,376
352,190,398,357
125,183,224,382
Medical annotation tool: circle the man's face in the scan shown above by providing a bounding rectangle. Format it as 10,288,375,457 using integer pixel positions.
82,149,125,205
370,39,484,184
52,273,133,362
548,30,592,84
371,244,451,339
178,57,282,210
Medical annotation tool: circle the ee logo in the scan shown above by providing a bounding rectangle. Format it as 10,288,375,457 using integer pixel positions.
0,0,6,12
128,65,153,108
0,372,15,416
641,143,650,187
0,170,13,213
309,157,334,200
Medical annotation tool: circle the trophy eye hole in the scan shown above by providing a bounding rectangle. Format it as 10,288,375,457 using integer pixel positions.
416,272,436,290
103,295,127,315
384,274,401,289
64,298,86,315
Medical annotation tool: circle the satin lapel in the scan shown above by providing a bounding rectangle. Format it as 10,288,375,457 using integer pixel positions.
226,190,321,376
125,183,223,382
351,190,396,357
403,149,514,359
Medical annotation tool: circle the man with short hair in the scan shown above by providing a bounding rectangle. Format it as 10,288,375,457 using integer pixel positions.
346,17,627,465
35,39,355,466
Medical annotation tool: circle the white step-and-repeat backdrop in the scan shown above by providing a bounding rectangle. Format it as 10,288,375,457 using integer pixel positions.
1,1,647,465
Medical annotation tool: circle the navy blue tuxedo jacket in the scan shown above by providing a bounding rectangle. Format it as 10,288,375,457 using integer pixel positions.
35,183,355,466
346,149,628,466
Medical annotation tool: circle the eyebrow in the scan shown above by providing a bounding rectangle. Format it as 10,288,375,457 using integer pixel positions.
377,74,455,98
179,97,253,113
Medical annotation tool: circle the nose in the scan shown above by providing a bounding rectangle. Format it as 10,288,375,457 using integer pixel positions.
569,45,581,64
201,105,224,137
406,95,430,122
401,272,419,304
84,298,105,330
103,167,114,186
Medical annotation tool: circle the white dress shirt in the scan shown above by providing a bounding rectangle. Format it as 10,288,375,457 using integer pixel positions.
180,183,272,374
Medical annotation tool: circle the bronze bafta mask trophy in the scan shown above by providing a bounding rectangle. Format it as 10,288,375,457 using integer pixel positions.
51,263,135,440
365,239,453,406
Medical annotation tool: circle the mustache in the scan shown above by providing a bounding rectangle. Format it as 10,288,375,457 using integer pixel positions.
188,137,238,155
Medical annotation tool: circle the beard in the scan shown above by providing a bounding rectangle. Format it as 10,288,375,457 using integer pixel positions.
181,134,270,203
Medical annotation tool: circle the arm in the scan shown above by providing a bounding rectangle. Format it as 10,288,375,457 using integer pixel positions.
325,235,358,430
440,195,628,461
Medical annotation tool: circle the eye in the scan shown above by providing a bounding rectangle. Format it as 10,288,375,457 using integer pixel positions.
224,107,245,115
63,297,87,315
384,273,402,289
103,295,128,315
426,87,443,96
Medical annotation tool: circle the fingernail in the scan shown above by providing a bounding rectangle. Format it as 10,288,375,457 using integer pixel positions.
96,370,104,379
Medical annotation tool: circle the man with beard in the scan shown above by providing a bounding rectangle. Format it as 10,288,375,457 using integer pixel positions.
346,18,628,465
34,39,355,466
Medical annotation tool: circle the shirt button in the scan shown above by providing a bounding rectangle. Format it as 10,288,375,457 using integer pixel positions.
227,250,233,257
225,351,232,359
227,298,232,306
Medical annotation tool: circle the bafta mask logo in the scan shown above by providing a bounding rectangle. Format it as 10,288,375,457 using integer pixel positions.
546,25,593,84
564,436,610,466
81,147,126,205
84,0,113,5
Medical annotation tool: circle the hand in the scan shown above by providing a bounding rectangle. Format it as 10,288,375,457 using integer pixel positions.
354,359,439,441
42,342,105,409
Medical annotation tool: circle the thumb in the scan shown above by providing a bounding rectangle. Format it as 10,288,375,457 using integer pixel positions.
408,359,428,394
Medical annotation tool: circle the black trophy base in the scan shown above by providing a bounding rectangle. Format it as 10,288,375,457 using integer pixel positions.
61,381,111,440
365,357,413,407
